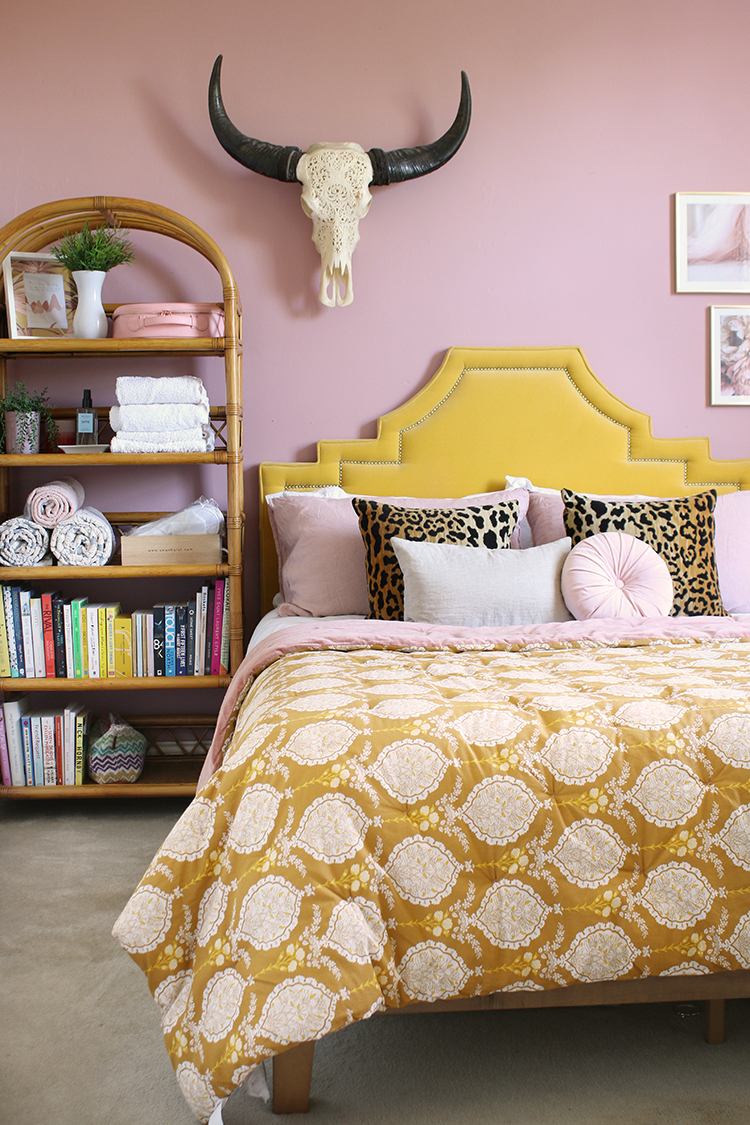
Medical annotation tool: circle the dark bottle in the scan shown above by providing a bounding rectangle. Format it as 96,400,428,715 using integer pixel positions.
76,389,98,445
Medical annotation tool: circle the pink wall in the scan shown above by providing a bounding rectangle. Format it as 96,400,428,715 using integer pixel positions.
3,0,750,629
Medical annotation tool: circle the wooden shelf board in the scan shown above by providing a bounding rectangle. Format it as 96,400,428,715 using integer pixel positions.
0,755,205,798
0,452,225,465
0,338,231,358
0,675,230,690
0,564,230,579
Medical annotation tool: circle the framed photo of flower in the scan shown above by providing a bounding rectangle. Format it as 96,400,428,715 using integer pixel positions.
1,252,76,339
675,193,750,293
710,306,750,404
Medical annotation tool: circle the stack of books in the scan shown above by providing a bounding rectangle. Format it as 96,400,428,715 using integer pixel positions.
0,579,230,680
0,695,91,787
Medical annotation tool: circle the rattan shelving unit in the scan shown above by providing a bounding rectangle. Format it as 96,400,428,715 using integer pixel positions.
0,197,244,798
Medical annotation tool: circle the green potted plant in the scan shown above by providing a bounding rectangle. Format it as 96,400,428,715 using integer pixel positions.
51,222,135,340
0,382,58,454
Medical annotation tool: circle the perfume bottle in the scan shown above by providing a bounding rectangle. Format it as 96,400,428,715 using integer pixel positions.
76,389,98,445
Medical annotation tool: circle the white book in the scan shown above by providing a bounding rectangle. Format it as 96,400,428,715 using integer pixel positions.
85,604,103,678
3,695,30,785
19,589,35,676
29,597,47,678
38,709,57,786
30,713,46,786
132,611,143,676
193,591,202,675
197,584,209,676
146,612,155,677
63,701,85,785
63,602,75,679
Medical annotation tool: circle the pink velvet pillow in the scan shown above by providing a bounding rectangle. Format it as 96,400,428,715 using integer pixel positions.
268,488,530,617
560,531,674,619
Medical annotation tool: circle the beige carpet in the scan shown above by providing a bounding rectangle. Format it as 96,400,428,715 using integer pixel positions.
1,797,749,1125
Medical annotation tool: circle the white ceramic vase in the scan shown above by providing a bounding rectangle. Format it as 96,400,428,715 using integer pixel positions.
72,270,108,339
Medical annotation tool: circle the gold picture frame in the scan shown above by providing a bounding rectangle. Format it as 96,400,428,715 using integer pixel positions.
2,252,76,338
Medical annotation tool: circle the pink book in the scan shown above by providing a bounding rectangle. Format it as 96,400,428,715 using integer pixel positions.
0,706,11,787
210,579,224,676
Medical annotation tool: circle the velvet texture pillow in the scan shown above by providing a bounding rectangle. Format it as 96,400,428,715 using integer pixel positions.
392,535,572,626
352,498,520,620
561,489,726,617
560,531,673,620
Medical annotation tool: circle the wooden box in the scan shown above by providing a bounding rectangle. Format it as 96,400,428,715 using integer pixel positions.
120,534,222,567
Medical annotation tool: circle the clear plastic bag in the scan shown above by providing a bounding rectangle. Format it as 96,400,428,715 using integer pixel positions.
126,496,225,537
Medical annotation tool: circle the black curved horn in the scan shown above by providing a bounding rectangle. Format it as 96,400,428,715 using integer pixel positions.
208,55,302,182
367,72,471,186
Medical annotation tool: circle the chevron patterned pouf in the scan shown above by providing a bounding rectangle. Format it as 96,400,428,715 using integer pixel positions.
87,714,148,784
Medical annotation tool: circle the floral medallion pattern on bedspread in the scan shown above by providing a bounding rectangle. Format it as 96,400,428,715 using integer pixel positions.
114,622,750,1121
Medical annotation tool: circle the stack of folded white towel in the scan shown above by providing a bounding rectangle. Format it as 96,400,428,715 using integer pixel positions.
109,376,214,454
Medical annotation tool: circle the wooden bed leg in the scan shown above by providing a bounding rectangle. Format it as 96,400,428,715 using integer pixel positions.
273,1041,315,1113
705,999,725,1044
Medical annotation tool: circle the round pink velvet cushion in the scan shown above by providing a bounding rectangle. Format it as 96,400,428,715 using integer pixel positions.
560,531,674,619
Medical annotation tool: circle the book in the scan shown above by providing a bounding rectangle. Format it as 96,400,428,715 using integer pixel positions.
114,615,133,678
105,603,120,677
52,593,67,678
19,587,34,677
186,598,196,676
63,602,75,678
74,707,91,785
3,695,31,785
0,706,11,786
219,580,230,676
30,595,47,678
85,604,104,678
35,708,58,786
10,586,25,678
54,710,64,785
152,605,165,676
41,589,58,676
78,597,89,677
30,712,45,785
0,585,10,678
70,596,88,678
204,584,215,677
146,612,155,677
210,579,224,676
21,713,35,785
3,585,18,677
164,604,176,677
63,701,85,785
97,605,108,677
175,603,187,676
194,587,206,675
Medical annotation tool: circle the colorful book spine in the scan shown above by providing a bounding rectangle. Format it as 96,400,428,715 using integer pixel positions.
19,589,34,677
9,587,25,678
41,591,56,676
114,615,133,678
97,606,107,677
175,603,187,676
204,584,215,676
63,603,74,678
0,585,10,677
71,597,88,678
152,606,165,676
30,713,45,786
74,708,90,785
0,706,11,786
52,594,67,678
86,605,102,678
219,580,230,676
105,604,120,677
3,695,30,785
54,711,64,786
186,599,196,676
146,612,155,677
210,580,224,676
197,585,209,676
30,596,47,678
164,605,176,677
21,713,34,785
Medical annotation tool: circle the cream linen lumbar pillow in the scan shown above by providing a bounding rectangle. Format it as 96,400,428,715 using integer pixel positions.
391,536,573,627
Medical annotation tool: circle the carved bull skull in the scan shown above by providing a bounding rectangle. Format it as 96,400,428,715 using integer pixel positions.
208,56,471,306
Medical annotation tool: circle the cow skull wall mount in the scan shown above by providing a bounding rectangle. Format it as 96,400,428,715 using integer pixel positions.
208,56,472,306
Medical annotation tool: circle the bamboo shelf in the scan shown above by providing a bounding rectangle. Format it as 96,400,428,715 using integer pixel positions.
0,196,244,799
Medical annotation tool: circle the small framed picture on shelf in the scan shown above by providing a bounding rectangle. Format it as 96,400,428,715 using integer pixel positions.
2,252,76,339
709,306,750,404
676,193,750,293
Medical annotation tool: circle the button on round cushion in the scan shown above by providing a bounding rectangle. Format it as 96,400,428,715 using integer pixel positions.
560,530,674,619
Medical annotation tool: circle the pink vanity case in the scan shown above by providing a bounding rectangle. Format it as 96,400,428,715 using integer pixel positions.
111,302,225,338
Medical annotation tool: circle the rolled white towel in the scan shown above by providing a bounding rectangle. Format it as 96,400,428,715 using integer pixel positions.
109,403,209,432
50,507,115,567
0,517,50,566
24,477,85,528
110,426,215,454
115,376,209,407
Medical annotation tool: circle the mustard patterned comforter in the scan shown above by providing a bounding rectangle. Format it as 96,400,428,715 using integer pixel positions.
114,622,750,1120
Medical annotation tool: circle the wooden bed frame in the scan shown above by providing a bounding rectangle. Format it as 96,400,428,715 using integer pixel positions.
258,347,750,1113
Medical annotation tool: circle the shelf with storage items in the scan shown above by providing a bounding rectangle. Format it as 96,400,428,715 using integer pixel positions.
0,197,244,799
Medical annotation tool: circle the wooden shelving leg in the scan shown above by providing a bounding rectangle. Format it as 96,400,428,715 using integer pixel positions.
272,1041,315,1114
705,998,725,1044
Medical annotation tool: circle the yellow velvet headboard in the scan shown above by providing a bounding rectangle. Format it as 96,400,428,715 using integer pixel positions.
259,346,750,613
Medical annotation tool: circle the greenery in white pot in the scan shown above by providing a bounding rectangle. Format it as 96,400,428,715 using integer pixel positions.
51,222,135,338
0,382,58,453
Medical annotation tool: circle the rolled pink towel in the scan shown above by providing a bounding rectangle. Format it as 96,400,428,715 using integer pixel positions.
24,476,85,528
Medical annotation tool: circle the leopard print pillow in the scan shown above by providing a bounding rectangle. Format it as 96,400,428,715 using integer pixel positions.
352,498,519,621
561,489,727,617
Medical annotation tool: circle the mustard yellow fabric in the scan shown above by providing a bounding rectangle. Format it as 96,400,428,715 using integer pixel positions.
115,635,750,1120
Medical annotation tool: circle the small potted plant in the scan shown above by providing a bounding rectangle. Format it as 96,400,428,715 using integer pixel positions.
51,222,135,340
0,382,58,454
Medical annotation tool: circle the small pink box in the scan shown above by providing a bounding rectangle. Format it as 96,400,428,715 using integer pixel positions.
111,302,225,339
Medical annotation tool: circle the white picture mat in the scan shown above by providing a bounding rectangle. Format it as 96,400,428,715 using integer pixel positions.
676,193,750,294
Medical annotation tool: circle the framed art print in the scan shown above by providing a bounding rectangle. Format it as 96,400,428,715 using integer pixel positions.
676,193,750,293
710,306,750,404
2,252,76,338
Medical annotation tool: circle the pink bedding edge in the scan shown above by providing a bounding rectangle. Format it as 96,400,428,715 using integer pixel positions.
198,615,750,790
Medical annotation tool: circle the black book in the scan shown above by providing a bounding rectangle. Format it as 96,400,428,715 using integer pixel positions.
10,586,25,678
51,592,67,678
204,584,215,677
186,599,196,676
175,603,187,676
152,605,165,677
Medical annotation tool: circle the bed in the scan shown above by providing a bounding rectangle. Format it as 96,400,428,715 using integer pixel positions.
114,347,750,1122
